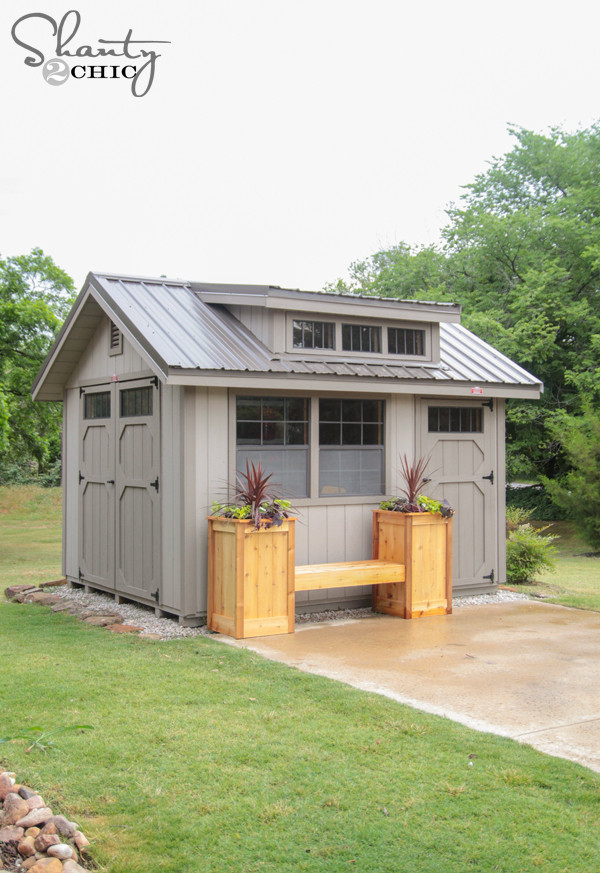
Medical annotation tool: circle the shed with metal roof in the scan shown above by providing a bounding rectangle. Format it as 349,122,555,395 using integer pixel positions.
33,271,542,625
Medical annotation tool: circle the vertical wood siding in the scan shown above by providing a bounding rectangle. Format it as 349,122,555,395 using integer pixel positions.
65,317,148,386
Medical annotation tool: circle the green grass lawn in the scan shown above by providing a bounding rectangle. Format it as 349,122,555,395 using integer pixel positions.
2,487,600,872
506,521,600,611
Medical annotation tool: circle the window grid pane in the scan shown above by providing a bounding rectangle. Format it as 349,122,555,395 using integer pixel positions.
292,320,335,350
388,327,425,356
428,406,483,433
236,396,310,498
120,387,153,417
84,391,111,419
341,324,381,353
319,398,384,496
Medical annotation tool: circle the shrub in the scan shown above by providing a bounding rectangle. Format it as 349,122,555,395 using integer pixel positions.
506,515,558,584
505,485,566,521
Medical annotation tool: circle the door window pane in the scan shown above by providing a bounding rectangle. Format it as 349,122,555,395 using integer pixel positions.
428,406,483,433
84,391,111,419
120,387,153,417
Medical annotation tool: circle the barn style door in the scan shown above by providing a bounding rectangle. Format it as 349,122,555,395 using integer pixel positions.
418,399,497,591
115,380,161,601
79,386,116,588
79,378,161,601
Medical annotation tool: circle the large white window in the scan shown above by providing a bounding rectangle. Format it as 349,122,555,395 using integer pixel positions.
236,396,310,497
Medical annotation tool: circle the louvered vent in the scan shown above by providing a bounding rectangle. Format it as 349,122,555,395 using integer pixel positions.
109,320,123,355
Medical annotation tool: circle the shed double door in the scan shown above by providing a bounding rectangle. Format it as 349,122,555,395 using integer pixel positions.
79,378,161,601
417,398,497,591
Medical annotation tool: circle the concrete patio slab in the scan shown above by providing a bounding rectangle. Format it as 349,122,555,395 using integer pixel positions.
220,600,600,773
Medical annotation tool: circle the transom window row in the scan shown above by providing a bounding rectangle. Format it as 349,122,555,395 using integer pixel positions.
292,320,426,356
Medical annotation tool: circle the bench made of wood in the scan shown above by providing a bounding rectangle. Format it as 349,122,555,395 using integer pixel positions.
295,559,406,591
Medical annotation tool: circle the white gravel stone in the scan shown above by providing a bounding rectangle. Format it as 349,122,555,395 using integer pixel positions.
48,584,530,639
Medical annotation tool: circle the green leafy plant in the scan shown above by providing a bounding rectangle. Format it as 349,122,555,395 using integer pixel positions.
506,510,558,584
542,407,600,551
211,460,293,529
380,455,454,517
0,723,94,754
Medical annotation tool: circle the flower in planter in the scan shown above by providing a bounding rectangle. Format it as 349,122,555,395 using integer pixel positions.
211,460,292,529
380,455,455,517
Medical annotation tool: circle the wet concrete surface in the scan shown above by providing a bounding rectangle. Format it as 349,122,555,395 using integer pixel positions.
221,601,600,773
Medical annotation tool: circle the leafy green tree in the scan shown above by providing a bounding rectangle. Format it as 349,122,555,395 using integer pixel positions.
542,408,600,550
0,248,75,482
327,123,600,480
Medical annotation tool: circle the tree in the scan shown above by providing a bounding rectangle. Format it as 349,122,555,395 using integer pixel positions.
327,123,600,480
542,408,600,550
0,248,75,482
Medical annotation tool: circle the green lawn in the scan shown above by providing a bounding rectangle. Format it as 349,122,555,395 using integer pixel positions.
2,487,600,872
506,521,600,611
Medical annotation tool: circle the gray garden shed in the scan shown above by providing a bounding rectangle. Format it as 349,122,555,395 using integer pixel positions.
33,272,542,625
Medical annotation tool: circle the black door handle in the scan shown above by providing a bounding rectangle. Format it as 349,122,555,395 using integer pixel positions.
106,479,115,484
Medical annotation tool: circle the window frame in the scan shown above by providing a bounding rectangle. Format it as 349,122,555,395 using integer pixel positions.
230,391,389,505
286,314,432,361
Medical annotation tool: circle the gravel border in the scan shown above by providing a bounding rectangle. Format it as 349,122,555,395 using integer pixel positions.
47,584,530,640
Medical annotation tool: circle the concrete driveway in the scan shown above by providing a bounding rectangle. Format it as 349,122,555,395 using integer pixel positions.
222,600,600,773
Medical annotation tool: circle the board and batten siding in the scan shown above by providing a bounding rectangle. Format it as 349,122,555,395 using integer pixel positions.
179,386,229,619
65,317,149,387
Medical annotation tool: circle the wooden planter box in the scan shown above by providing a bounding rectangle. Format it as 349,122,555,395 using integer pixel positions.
372,510,453,619
207,517,296,639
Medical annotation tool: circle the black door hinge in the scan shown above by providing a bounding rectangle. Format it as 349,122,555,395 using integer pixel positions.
482,471,494,485
482,398,494,411
151,588,159,602
151,376,159,389
79,470,85,484
80,387,85,397
150,477,160,492
483,569,495,584
78,568,83,580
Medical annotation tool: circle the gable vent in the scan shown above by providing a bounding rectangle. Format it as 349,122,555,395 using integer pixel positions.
109,320,123,356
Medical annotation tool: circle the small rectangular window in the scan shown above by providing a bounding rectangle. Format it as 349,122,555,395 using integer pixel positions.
292,320,335,350
120,387,153,417
428,406,483,433
341,324,381,353
109,321,123,356
84,391,111,419
388,327,425,356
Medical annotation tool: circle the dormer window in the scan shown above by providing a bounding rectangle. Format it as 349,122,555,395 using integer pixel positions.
293,320,335,350
388,327,425,356
341,324,381,353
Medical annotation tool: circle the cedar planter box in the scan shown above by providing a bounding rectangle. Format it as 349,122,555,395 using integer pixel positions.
207,517,296,639
372,510,453,619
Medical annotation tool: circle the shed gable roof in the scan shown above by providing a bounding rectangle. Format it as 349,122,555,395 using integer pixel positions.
33,271,543,400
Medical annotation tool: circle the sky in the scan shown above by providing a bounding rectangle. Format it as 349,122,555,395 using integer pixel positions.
2,0,600,294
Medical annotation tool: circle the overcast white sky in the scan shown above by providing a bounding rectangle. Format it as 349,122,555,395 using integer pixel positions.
2,0,600,293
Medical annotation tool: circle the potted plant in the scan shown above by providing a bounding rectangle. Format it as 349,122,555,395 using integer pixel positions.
372,455,454,619
207,461,296,639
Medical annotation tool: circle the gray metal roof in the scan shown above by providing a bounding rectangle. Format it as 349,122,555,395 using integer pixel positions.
90,274,282,372
33,271,542,400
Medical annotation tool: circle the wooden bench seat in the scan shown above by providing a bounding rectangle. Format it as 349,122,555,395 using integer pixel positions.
295,559,405,592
